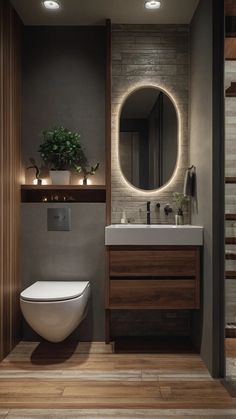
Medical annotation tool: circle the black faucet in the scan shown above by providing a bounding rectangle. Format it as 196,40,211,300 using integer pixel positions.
164,204,173,216
146,201,151,225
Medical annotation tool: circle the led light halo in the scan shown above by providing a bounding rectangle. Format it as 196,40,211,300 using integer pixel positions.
42,1,60,10
145,0,161,10
115,83,181,196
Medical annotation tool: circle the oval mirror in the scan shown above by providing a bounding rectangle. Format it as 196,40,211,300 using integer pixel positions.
119,87,178,190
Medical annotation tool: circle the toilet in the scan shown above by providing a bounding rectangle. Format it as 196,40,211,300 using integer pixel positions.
20,281,90,343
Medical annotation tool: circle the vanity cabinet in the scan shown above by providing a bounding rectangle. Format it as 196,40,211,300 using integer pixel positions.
106,246,201,342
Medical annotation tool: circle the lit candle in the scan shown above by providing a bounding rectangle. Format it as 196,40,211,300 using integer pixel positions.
33,179,47,185
79,178,92,185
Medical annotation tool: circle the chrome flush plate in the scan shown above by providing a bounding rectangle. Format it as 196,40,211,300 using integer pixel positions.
47,208,71,231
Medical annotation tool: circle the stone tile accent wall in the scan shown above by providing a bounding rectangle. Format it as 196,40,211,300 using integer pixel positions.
111,24,189,224
225,61,236,324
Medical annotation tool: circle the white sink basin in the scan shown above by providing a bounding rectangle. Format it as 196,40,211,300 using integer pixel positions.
105,224,203,246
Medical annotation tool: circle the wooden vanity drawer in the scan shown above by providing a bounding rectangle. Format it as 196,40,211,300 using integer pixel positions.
110,249,197,277
109,279,198,309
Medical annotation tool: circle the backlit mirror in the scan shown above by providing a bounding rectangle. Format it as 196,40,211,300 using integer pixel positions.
119,87,178,190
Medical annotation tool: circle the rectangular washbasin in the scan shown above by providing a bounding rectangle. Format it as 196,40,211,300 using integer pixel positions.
105,224,203,246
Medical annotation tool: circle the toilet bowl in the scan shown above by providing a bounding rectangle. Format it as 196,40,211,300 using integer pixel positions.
20,281,90,343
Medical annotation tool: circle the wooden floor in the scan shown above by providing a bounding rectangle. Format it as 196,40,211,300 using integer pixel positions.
226,338,236,381
225,338,236,398
226,338,236,358
0,341,235,418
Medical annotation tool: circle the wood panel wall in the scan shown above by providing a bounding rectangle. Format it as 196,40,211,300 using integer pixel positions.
0,0,22,361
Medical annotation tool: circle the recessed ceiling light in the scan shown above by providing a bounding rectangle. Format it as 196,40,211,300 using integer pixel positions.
42,1,60,10
145,1,161,10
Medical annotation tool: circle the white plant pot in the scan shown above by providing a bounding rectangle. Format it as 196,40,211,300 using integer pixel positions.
50,170,71,185
175,214,184,225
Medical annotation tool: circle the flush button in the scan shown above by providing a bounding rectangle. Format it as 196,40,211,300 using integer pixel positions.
47,208,71,231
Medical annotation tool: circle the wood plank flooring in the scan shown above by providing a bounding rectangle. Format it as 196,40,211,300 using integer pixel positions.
226,338,236,387
0,341,235,418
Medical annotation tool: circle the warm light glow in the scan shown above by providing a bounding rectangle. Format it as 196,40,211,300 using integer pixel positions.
145,1,161,10
42,1,60,10
33,179,47,185
115,83,181,196
79,178,92,185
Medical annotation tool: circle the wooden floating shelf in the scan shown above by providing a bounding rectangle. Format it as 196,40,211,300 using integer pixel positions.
225,177,236,184
226,237,236,244
225,324,236,338
226,252,236,260
226,271,236,279
226,82,236,96
21,185,106,203
226,214,236,220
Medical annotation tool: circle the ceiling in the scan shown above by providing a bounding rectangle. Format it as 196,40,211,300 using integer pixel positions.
11,0,200,26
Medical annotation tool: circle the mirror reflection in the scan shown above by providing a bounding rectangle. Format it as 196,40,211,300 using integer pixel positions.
119,87,178,190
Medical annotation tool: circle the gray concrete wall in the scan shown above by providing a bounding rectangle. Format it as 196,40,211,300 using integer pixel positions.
22,26,106,185
21,203,106,341
21,27,106,341
189,0,213,372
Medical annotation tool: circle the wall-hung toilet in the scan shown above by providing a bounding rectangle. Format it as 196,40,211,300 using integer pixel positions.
20,281,90,343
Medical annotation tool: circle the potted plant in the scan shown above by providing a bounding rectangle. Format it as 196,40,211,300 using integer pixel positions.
38,126,83,185
173,192,189,225
27,158,43,185
81,162,100,185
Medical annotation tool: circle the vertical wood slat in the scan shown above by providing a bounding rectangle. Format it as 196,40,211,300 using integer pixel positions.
105,18,111,226
0,0,22,361
105,19,111,343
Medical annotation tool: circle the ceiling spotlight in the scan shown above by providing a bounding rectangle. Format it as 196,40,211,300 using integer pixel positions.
42,1,60,10
145,1,161,10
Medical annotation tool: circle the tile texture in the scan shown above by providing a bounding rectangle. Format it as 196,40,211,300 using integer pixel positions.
111,24,190,225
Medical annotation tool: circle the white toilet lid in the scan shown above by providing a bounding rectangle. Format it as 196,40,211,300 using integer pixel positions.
20,281,90,302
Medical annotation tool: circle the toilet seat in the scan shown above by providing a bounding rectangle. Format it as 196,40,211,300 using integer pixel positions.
20,281,90,302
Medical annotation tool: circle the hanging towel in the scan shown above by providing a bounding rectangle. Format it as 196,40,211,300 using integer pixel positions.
183,167,195,197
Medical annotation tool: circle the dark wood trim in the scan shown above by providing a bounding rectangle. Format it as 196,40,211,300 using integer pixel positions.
195,247,201,308
108,245,202,251
105,19,111,226
225,214,236,220
226,82,236,96
225,1,236,16
0,0,22,361
212,0,225,378
105,248,111,343
226,237,236,244
21,185,106,203
225,327,236,338
226,252,236,260
226,177,236,183
105,19,112,344
21,185,105,190
226,271,236,279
